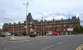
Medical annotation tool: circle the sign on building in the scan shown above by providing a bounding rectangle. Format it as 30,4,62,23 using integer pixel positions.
67,28,73,31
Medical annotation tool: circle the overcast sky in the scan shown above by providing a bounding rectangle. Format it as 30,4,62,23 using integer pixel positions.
0,0,83,28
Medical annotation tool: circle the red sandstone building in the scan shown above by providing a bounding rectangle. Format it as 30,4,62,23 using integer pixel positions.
2,13,80,35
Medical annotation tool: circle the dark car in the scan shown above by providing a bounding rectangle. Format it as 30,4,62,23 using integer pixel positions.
29,32,37,37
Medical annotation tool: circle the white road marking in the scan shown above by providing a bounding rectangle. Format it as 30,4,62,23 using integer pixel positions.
41,41,63,50
8,36,50,42
41,44,55,50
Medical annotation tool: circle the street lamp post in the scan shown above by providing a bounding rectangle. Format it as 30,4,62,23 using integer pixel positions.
12,23,14,34
40,15,49,36
24,0,33,36
25,1,29,35
41,16,45,36
42,17,43,36
53,16,54,32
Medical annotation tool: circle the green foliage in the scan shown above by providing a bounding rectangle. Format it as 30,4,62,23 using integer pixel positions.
2,23,9,31
74,25,83,33
79,26,83,33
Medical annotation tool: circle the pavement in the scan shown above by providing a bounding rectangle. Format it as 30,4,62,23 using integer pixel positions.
0,35,83,50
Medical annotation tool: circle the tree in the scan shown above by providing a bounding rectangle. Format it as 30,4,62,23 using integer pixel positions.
2,23,9,32
74,25,83,33
79,26,83,33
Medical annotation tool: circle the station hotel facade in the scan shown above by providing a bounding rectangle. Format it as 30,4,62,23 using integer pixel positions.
2,13,80,35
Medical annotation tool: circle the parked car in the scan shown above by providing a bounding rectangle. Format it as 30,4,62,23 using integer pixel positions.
29,32,37,37
0,32,11,37
47,31,52,36
52,32,60,36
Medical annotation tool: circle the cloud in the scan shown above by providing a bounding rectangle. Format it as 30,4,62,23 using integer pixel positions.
0,0,83,28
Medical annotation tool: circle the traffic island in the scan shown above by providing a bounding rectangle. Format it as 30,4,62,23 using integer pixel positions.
76,44,83,50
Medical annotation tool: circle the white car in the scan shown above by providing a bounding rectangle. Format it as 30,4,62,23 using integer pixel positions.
0,32,11,37
47,31,52,36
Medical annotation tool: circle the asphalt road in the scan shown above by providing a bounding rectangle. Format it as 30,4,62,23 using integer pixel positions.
0,35,83,50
